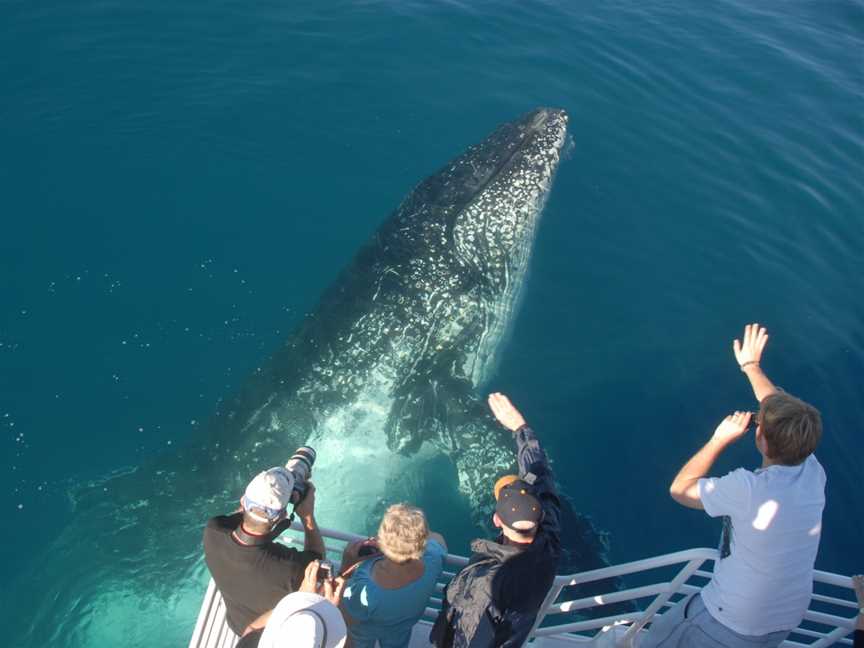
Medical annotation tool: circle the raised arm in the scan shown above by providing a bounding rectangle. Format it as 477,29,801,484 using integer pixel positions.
734,323,778,403
487,392,553,485
487,392,560,544
293,483,326,558
670,411,751,509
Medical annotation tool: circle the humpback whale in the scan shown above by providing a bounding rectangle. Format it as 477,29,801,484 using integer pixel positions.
6,108,618,647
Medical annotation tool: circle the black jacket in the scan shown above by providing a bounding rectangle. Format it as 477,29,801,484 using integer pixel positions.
431,425,561,647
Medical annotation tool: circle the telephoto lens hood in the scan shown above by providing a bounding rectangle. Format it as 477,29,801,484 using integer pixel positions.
285,446,316,471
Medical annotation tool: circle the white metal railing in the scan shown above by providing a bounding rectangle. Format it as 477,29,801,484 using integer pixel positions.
190,521,859,648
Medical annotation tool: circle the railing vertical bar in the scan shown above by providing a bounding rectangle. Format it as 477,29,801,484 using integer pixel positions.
619,557,707,646
208,594,228,648
522,579,567,647
188,578,217,648
201,593,220,648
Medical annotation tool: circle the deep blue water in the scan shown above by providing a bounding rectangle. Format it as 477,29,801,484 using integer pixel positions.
1,0,862,645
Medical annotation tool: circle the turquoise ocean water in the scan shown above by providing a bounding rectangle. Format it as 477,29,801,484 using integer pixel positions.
1,0,862,645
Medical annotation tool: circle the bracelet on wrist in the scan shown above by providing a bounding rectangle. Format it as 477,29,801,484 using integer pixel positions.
739,361,759,370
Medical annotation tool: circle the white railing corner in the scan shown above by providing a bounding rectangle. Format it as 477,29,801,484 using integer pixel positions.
618,557,708,646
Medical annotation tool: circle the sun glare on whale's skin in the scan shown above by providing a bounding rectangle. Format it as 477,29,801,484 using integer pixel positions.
238,109,571,536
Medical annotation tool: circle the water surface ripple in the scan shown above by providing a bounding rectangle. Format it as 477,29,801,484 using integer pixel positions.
1,1,862,646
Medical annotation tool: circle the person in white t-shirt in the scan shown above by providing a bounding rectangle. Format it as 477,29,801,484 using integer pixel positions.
639,323,826,648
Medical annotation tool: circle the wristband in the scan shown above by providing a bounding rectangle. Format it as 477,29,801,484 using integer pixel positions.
739,361,759,370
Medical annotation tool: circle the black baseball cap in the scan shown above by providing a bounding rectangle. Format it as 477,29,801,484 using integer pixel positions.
494,475,543,532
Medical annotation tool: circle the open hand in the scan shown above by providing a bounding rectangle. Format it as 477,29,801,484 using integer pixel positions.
734,323,769,368
488,393,526,432
711,411,752,446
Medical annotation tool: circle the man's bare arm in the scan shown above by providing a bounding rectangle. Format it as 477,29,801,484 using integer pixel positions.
734,323,778,403
670,412,752,509
294,483,325,558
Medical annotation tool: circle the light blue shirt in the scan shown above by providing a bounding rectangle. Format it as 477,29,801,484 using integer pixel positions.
342,539,446,648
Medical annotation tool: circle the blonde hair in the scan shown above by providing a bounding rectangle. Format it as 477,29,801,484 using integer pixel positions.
377,504,429,563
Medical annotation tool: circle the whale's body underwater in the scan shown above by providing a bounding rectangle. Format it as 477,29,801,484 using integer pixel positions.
8,108,618,647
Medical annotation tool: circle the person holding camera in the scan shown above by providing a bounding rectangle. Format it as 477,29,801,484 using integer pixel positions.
340,503,448,648
430,393,561,648
203,450,325,636
237,559,348,648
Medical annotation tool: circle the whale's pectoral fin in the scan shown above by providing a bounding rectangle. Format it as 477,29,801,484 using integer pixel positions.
385,387,441,455
385,368,475,455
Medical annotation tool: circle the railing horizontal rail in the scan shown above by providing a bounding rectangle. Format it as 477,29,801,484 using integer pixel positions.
532,611,642,636
790,625,850,640
548,583,670,614
278,519,469,568
813,570,855,587
810,592,858,609
802,608,857,628
553,547,718,587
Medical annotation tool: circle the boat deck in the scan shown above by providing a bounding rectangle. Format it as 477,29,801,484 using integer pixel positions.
190,521,858,648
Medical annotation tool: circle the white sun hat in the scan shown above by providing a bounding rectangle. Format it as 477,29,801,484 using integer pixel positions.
242,467,295,520
258,592,347,648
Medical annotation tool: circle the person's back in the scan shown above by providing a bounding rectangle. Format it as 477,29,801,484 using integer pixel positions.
700,454,825,634
342,504,446,648
431,393,561,648
204,513,319,634
203,466,325,635
441,530,557,647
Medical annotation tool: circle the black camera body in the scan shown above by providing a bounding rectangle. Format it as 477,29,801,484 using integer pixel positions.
317,559,334,585
285,446,316,504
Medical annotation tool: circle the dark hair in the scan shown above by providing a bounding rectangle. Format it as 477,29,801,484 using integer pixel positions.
759,392,822,465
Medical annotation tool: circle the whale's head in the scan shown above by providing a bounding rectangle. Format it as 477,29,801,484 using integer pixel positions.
448,108,568,292
438,108,569,384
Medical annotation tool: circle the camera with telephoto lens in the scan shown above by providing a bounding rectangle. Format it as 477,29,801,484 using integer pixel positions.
285,446,316,504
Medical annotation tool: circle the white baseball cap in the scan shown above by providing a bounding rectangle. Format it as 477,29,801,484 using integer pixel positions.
242,467,295,520
258,592,347,648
